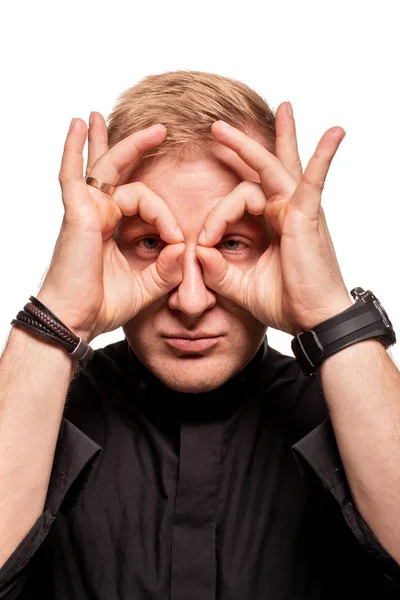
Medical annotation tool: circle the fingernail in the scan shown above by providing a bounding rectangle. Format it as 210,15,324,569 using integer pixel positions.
217,120,233,130
148,123,166,133
286,102,293,118
175,226,184,239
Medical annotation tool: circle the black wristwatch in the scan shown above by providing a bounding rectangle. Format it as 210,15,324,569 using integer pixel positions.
291,287,396,376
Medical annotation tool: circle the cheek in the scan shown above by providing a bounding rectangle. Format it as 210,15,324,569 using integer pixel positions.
123,299,166,337
224,243,267,271
217,297,266,330
117,246,158,271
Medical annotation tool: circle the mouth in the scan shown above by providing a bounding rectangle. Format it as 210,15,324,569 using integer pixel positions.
163,336,223,352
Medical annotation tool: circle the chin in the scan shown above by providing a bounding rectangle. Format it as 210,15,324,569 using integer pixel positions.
146,355,238,393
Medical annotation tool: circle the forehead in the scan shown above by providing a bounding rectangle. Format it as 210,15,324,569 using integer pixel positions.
121,145,264,231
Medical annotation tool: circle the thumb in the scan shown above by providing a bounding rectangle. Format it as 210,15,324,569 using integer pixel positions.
196,245,244,303
137,243,185,307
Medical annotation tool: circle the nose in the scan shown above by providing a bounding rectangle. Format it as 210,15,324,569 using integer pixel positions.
168,244,216,318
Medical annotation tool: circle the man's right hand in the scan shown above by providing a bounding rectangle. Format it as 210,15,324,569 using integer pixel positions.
36,112,185,343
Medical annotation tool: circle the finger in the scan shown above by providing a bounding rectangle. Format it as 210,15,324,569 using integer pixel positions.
59,118,87,182
211,144,261,184
136,243,185,308
112,182,184,244
198,181,267,246
290,127,346,221
210,120,296,198
59,118,91,208
275,102,303,182
196,245,246,304
86,112,109,178
88,124,167,187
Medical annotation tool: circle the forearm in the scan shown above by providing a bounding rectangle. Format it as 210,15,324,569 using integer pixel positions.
0,326,78,568
318,338,400,563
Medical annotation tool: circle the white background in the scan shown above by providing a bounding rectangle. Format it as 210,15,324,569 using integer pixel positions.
1,0,399,366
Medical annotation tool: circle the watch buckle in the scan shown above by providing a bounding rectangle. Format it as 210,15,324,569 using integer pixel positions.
296,330,324,371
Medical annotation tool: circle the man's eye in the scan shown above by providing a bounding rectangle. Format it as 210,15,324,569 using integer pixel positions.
137,237,165,251
132,236,247,254
217,238,247,252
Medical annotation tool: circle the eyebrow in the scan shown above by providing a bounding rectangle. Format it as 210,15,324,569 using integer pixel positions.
237,214,265,226
229,213,275,236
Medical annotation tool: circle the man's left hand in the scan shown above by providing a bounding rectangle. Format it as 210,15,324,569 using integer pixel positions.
196,102,353,336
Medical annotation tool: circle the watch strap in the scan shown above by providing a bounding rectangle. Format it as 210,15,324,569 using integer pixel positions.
291,289,395,376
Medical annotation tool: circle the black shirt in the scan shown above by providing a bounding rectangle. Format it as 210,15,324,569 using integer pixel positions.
1,336,400,599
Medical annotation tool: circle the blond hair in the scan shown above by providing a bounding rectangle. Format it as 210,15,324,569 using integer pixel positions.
107,70,276,178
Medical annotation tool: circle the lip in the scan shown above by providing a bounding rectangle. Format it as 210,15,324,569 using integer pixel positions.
163,336,222,352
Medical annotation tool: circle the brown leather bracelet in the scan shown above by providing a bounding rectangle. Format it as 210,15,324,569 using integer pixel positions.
24,303,78,347
10,297,94,367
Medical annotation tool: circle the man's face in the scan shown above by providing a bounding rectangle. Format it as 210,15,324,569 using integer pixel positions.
116,144,273,393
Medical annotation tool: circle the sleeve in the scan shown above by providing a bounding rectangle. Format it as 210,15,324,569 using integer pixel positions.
291,417,400,591
0,418,102,599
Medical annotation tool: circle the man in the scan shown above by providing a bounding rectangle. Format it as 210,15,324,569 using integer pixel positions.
0,70,399,599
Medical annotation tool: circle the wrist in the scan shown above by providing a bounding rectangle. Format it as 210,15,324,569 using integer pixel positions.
35,290,94,342
293,295,353,335
291,287,396,376
10,324,81,367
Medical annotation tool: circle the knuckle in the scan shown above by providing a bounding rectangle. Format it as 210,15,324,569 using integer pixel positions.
131,181,147,194
238,180,260,194
58,173,80,185
116,181,146,197
58,173,68,185
239,181,265,210
301,175,325,191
